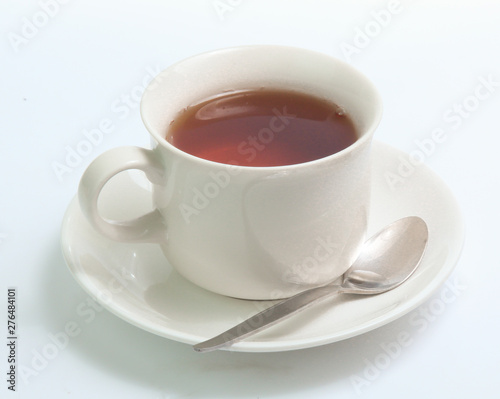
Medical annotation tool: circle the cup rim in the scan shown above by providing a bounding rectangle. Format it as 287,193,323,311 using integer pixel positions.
140,45,383,171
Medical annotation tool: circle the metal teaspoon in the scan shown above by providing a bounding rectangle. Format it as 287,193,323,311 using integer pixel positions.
194,216,428,352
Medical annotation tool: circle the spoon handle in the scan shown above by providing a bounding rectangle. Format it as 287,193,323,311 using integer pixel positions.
193,283,341,352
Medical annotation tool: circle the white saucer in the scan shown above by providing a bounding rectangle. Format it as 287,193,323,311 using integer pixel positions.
61,141,464,352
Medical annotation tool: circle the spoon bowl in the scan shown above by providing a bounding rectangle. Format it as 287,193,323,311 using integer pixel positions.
341,216,428,294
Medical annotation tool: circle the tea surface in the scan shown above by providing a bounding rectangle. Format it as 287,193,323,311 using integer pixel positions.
166,89,357,167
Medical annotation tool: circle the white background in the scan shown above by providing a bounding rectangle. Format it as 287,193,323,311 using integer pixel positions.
1,0,499,398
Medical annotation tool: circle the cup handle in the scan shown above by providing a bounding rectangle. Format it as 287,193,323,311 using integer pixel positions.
78,146,167,244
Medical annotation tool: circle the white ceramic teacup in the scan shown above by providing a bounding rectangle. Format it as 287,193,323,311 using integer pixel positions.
78,45,383,300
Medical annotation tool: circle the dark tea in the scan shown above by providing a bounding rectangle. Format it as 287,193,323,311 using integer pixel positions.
166,88,357,167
